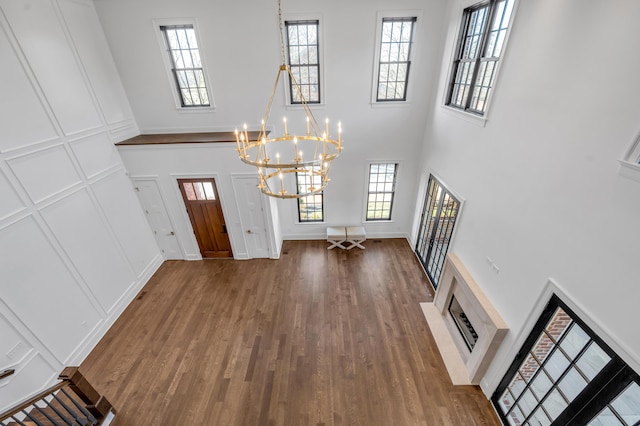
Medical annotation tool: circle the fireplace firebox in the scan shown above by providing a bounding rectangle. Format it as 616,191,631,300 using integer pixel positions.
448,295,478,351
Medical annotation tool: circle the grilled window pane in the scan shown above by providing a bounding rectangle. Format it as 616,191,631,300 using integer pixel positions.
366,163,398,220
161,25,210,107
577,343,611,380
296,172,323,222
376,17,416,101
286,20,321,104
611,383,640,424
446,0,514,114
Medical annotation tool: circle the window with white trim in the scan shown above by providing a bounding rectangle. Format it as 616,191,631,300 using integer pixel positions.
366,163,398,221
159,24,210,107
446,0,515,115
285,20,320,104
375,17,417,102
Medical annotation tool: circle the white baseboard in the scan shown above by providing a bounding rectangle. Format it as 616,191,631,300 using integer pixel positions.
65,253,164,366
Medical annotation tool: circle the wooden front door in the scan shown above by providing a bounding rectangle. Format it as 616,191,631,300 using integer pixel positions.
178,178,232,258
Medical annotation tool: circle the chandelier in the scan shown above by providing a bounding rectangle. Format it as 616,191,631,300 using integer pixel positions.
235,0,343,199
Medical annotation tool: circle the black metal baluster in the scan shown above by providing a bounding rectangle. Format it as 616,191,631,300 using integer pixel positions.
22,403,45,426
33,398,58,425
10,415,27,426
59,388,96,424
41,395,74,425
51,393,87,426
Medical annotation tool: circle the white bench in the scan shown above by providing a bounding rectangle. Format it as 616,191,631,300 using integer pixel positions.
326,226,347,249
327,226,366,250
345,226,366,250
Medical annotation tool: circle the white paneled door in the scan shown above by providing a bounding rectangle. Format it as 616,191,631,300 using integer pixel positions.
233,175,271,258
132,178,182,260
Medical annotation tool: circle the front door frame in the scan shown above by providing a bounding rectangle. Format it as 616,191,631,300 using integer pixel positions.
172,173,236,259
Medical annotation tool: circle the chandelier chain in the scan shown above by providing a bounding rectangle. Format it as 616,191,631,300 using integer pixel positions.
277,0,286,65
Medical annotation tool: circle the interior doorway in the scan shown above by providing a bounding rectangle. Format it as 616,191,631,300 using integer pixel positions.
177,178,232,258
232,175,271,258
415,174,461,289
132,177,182,259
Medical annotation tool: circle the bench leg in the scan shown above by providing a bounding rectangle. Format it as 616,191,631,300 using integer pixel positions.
327,240,346,249
345,239,365,250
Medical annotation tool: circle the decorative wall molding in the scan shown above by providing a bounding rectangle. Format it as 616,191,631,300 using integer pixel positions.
108,120,139,143
6,144,83,204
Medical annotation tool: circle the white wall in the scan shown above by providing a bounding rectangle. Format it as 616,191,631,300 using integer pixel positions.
94,0,447,240
419,0,640,395
0,0,161,410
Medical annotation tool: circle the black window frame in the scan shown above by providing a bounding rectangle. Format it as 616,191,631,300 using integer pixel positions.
491,294,640,425
296,171,324,223
376,17,417,102
159,24,210,108
365,163,398,221
414,175,461,289
445,0,514,115
285,19,321,105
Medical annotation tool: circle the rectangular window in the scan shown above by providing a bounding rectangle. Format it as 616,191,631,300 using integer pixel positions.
296,172,323,222
492,294,640,425
285,20,320,104
376,17,416,102
415,175,461,289
160,25,210,107
366,163,398,221
446,0,515,115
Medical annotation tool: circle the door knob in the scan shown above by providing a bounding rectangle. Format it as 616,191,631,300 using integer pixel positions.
246,229,253,234
167,231,175,236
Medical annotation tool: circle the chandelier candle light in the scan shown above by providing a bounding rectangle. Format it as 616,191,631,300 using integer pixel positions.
235,0,343,199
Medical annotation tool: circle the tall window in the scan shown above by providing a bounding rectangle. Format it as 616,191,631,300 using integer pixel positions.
285,20,320,104
376,17,416,101
446,0,514,115
296,172,323,222
415,175,461,288
366,163,398,221
160,25,210,107
492,294,640,425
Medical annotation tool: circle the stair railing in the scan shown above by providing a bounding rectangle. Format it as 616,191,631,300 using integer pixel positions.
0,367,115,426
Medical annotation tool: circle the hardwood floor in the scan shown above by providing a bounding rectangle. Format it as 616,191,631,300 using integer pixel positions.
81,239,501,425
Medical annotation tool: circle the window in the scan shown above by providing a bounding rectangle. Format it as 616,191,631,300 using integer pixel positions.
446,0,515,115
415,175,461,288
376,17,416,102
296,172,323,222
159,25,210,107
285,20,320,104
492,294,640,425
366,163,398,221
180,180,216,201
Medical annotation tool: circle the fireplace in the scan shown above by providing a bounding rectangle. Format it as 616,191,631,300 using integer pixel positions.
448,295,478,351
421,253,508,385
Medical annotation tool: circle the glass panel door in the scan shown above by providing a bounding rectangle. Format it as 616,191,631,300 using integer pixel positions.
415,175,460,289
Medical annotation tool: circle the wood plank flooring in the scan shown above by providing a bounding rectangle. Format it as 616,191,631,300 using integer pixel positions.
81,239,501,425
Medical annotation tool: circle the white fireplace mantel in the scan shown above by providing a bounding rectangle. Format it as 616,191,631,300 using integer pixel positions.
421,253,508,385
